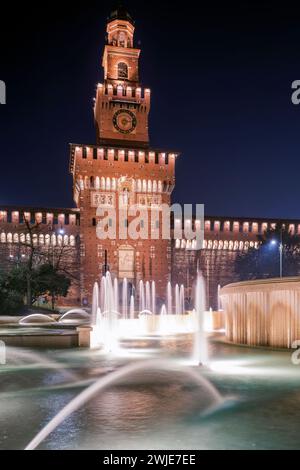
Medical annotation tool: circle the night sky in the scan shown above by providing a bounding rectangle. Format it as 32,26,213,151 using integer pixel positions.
0,1,300,219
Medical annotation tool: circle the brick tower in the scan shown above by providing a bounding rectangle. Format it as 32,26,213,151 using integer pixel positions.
70,6,179,303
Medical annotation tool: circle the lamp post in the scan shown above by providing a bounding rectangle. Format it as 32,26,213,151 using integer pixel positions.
271,227,283,278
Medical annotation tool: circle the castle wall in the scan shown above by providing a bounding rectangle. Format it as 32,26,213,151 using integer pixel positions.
1,209,300,309
0,207,81,307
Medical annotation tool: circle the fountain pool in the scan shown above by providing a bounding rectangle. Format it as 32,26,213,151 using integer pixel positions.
0,334,300,450
0,275,298,450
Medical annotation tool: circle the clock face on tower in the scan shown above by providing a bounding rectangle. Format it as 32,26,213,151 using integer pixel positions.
113,109,137,134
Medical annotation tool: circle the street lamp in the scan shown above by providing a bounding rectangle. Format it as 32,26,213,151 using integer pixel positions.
270,230,283,278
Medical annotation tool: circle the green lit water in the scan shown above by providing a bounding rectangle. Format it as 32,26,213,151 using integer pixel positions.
0,335,299,450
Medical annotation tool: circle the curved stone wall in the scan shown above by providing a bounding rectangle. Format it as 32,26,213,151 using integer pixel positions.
220,277,300,348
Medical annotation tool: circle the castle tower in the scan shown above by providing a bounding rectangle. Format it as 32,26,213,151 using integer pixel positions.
70,7,179,303
94,7,150,148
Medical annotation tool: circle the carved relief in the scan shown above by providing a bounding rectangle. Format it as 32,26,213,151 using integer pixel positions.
137,195,162,208
118,245,135,278
91,192,116,208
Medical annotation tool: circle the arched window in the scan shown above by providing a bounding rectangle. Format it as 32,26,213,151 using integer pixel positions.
118,62,128,79
95,177,100,190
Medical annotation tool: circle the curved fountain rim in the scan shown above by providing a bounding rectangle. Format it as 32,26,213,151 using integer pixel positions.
220,276,300,294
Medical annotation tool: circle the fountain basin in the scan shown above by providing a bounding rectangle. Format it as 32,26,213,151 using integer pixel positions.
220,277,300,348
0,328,79,348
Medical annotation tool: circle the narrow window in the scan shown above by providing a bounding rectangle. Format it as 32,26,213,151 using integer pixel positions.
118,62,128,79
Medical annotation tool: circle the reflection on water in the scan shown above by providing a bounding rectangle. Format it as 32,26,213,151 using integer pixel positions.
0,334,300,450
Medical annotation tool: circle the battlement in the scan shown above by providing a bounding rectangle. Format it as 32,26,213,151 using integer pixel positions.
173,216,300,252
69,143,179,174
96,83,151,104
0,206,80,227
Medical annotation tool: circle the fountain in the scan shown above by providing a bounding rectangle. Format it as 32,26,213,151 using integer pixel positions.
167,282,172,315
114,278,119,316
91,282,99,326
3,346,79,383
19,314,57,326
139,280,145,313
88,272,209,361
145,281,151,312
25,358,223,451
122,278,128,319
175,284,180,315
193,274,208,366
151,281,156,315
130,296,135,320
59,309,91,325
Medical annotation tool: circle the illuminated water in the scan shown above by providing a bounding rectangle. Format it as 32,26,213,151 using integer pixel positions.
0,334,300,450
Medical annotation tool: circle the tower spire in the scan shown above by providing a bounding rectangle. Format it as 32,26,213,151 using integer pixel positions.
108,2,135,26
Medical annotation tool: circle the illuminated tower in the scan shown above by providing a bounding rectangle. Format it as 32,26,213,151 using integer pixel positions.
94,7,150,148
70,6,179,303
